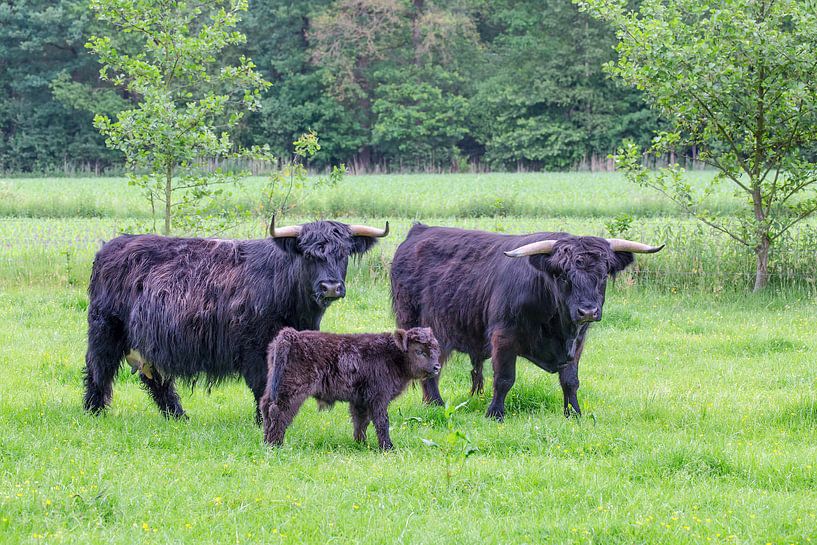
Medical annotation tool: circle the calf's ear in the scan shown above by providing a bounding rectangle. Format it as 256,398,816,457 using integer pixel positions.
608,252,635,276
393,329,409,351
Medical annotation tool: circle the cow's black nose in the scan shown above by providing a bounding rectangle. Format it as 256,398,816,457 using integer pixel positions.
320,281,344,299
432,364,441,374
578,307,599,322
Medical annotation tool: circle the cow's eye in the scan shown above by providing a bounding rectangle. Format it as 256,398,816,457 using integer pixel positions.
576,257,585,267
415,349,424,356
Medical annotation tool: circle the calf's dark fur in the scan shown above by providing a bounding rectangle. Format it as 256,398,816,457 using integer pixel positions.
261,327,440,449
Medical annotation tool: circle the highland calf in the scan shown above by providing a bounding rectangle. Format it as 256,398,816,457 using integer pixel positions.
261,327,441,450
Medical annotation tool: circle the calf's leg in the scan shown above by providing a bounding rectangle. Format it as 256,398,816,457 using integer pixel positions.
485,330,517,421
350,403,370,443
262,389,309,446
370,401,393,450
83,313,126,413
140,374,185,418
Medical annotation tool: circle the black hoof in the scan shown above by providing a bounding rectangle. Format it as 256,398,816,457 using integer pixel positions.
485,406,505,421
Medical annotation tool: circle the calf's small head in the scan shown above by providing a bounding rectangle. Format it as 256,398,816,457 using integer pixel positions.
270,217,389,308
505,236,663,325
393,327,441,379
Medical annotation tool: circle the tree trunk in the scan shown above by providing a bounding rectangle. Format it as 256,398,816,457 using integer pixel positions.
412,0,425,66
753,234,770,292
164,162,173,236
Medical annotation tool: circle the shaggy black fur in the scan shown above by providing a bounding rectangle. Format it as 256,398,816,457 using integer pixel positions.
83,221,379,421
261,327,440,450
390,223,644,421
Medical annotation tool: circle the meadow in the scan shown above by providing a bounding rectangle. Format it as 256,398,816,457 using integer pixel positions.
1,173,816,544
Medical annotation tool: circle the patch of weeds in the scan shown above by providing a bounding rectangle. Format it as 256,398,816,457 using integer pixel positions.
421,401,478,488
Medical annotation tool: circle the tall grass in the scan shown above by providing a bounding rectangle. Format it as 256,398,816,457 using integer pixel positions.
3,215,817,294
0,172,743,219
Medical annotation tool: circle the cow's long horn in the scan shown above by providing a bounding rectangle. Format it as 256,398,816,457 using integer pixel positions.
348,222,390,238
504,240,558,257
606,239,665,254
269,215,302,238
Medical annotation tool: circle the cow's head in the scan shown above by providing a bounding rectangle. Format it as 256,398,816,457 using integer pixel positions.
393,327,441,379
505,236,663,325
270,217,388,308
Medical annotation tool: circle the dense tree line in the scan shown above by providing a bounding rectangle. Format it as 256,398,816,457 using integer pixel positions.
0,0,661,173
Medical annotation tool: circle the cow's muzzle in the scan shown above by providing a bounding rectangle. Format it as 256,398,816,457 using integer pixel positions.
576,306,600,323
319,281,345,300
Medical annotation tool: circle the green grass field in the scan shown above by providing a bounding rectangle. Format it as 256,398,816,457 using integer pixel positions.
1,173,816,544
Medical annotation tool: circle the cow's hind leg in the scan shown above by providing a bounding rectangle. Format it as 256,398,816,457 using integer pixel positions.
83,313,126,413
469,353,485,396
421,350,448,406
140,374,185,418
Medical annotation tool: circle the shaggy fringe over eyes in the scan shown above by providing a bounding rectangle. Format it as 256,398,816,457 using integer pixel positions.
548,236,635,278
296,221,354,259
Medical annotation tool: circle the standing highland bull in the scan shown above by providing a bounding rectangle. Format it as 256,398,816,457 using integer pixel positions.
83,218,388,421
390,224,663,420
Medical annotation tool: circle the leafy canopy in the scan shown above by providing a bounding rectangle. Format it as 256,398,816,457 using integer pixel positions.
579,0,817,290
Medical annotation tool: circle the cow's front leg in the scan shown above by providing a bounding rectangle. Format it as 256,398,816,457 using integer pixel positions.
242,354,267,425
559,338,584,417
559,337,585,417
140,374,185,419
485,330,517,421
559,362,581,417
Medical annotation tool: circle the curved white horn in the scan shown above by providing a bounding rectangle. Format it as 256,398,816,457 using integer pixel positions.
504,239,559,257
349,221,390,238
269,215,302,238
607,239,665,254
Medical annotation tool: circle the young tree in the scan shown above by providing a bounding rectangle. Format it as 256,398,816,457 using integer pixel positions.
579,0,817,291
87,0,272,235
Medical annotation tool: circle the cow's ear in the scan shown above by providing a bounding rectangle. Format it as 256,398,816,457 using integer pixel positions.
609,251,635,276
527,254,562,276
350,236,378,255
272,237,300,254
393,329,408,351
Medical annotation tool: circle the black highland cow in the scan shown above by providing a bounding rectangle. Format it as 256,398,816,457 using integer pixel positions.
390,224,663,420
83,218,388,421
261,327,440,450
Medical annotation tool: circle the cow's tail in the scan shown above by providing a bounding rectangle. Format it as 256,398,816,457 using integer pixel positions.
266,327,298,400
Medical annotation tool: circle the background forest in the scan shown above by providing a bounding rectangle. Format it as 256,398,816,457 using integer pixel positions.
0,0,663,173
